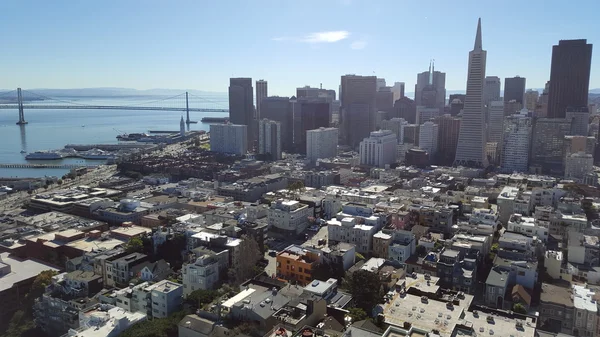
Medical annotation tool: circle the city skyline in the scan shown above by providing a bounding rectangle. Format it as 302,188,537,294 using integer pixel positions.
1,0,599,96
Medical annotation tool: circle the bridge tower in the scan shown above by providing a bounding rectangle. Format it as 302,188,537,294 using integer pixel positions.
16,88,27,125
185,92,190,124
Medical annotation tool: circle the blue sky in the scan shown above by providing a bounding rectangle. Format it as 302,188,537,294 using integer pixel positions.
1,0,599,96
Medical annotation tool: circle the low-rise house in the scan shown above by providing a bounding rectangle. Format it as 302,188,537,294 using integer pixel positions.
182,254,220,295
104,252,149,287
276,245,321,286
130,259,171,282
507,213,549,242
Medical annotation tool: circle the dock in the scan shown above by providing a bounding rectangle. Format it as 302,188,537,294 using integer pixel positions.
64,144,156,151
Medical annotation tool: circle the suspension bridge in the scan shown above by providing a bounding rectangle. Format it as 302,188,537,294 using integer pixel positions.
0,88,229,125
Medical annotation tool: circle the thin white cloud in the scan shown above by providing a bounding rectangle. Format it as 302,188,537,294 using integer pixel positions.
350,39,368,50
302,31,350,43
271,31,351,44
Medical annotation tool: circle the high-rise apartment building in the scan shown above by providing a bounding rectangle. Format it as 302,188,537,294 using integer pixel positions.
261,96,293,151
415,61,446,112
255,80,268,119
454,19,488,168
229,78,254,146
258,119,281,160
392,82,405,102
435,115,461,166
418,121,439,159
501,114,532,173
306,127,338,163
483,76,501,106
380,118,408,143
504,76,526,105
524,89,539,111
359,130,397,168
340,75,377,148
548,39,593,118
488,101,504,143
529,118,572,174
210,123,248,155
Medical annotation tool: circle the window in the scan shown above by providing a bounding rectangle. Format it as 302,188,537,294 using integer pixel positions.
518,271,525,276
299,267,303,273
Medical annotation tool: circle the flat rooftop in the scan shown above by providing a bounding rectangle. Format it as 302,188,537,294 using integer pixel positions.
110,225,152,237
0,252,59,292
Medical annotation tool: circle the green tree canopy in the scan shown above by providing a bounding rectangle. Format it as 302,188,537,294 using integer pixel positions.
344,270,382,313
348,307,367,322
513,303,527,314
125,236,144,253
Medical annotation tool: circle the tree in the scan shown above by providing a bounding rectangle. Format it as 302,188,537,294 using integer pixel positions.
125,237,144,253
344,270,382,313
348,307,367,322
513,303,527,314
416,245,427,257
185,289,219,309
227,235,261,285
121,310,187,337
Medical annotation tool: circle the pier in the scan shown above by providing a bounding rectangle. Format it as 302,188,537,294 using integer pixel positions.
0,163,100,169
64,144,156,151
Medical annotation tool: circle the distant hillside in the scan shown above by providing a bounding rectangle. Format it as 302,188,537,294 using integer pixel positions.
0,88,226,97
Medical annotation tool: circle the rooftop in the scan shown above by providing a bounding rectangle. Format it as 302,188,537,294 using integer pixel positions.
540,283,574,307
0,252,59,292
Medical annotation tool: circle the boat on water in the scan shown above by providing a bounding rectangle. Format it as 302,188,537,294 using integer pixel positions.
116,133,149,141
25,151,63,160
79,149,115,160
20,150,26,154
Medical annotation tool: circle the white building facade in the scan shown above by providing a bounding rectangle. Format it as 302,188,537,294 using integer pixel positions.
418,121,439,158
210,123,248,155
268,199,313,234
258,119,282,160
359,130,397,168
182,255,220,296
307,127,338,162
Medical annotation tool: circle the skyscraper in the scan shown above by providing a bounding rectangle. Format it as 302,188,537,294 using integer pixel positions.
294,98,330,153
376,87,394,114
435,115,461,166
306,127,338,163
501,113,532,173
529,118,572,174
210,123,248,155
415,61,446,112
504,76,526,105
454,18,488,168
392,82,405,102
418,121,439,160
483,76,501,106
376,78,387,91
261,96,293,152
258,119,281,160
229,78,254,146
487,101,504,143
547,39,593,118
380,118,408,143
392,97,416,123
524,90,539,112
255,80,268,119
340,75,377,148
